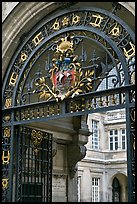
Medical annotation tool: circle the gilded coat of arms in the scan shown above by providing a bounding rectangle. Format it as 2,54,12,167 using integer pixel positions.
36,36,94,101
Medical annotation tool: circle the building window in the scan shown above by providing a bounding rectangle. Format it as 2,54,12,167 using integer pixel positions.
109,129,126,151
121,129,126,150
91,120,99,150
92,177,100,202
109,129,118,150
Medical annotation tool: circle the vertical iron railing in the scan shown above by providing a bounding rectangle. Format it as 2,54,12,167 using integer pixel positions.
14,126,52,202
126,91,135,202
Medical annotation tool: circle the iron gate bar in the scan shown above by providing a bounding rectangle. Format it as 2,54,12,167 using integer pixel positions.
2,103,135,127
2,104,128,127
125,96,135,202
8,112,15,202
14,126,52,202
2,91,135,127
2,85,135,127
2,84,135,112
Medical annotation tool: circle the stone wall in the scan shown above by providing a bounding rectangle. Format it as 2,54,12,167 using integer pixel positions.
2,2,19,22
2,2,135,23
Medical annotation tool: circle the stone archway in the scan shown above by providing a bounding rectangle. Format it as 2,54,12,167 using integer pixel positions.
2,2,135,202
110,173,128,202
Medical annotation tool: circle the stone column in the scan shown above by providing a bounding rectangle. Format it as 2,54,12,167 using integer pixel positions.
67,115,90,202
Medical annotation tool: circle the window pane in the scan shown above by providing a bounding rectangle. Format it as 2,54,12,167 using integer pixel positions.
122,129,125,134
115,142,118,150
122,142,125,149
114,130,118,135
115,137,118,141
110,137,113,142
110,143,113,150
92,178,100,202
122,136,125,149
92,120,99,150
110,130,113,135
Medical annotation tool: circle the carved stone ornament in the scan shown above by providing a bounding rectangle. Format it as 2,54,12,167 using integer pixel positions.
67,144,87,178
52,139,57,157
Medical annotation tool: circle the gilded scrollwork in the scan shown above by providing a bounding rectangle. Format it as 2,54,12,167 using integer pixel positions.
4,127,11,138
2,178,9,189
2,151,10,164
9,72,18,87
123,42,135,60
109,23,120,36
32,32,44,46
5,98,12,108
31,129,43,154
89,14,104,27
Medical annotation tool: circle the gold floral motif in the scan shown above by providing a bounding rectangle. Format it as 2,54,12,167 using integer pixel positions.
90,14,103,27
109,23,120,36
123,42,135,60
5,98,12,108
32,32,44,46
31,130,43,153
62,17,69,26
51,19,60,30
56,36,74,54
2,151,10,164
4,127,11,138
9,72,18,86
2,178,9,189
20,52,28,62
72,14,80,25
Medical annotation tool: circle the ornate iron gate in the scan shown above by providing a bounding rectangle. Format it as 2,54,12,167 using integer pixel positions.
15,126,52,202
2,2,135,202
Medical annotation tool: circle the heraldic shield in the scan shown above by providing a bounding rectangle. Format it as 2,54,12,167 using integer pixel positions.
36,36,94,101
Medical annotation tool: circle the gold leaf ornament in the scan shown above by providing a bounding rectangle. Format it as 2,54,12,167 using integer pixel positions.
87,78,92,82
80,83,84,87
39,77,45,84
56,37,73,54
76,89,83,93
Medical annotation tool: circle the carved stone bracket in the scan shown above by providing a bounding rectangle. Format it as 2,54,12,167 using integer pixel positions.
52,139,57,157
67,114,90,178
67,144,87,178
72,115,91,145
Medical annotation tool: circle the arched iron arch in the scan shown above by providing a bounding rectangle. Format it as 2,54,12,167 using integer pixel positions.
2,5,135,202
2,7,135,97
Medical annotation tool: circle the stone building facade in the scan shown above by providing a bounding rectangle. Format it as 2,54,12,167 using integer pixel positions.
2,2,135,202
78,109,127,202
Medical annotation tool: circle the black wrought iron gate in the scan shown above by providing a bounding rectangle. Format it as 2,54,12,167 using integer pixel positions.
14,126,52,202
2,2,135,202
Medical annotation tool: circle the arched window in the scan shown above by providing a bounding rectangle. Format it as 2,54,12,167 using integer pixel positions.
112,177,121,202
